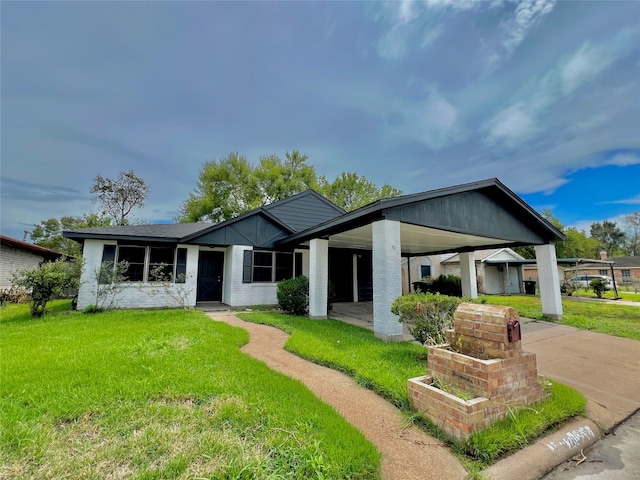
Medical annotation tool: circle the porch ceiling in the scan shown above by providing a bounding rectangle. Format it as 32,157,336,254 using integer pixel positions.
308,223,515,256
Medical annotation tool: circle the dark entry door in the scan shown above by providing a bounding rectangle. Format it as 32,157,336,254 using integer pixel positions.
197,251,224,302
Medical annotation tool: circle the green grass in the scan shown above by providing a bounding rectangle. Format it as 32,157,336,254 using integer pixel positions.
236,312,427,409
483,295,640,340
239,311,587,468
0,301,380,479
457,381,586,464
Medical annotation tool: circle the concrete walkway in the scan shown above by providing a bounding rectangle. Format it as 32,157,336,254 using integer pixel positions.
484,317,640,480
206,304,640,479
209,311,467,480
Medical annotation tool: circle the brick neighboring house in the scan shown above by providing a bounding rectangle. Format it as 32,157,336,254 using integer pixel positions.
571,254,640,287
0,234,64,288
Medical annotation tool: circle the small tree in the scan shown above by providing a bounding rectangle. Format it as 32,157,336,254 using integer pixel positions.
140,264,195,311
590,278,607,298
12,259,81,317
91,170,149,225
91,261,129,311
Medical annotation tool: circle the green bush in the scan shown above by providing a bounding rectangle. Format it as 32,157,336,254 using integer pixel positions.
430,274,462,297
391,292,473,345
590,278,607,298
277,276,309,316
11,259,81,317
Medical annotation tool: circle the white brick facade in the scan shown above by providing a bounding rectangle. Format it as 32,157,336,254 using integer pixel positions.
309,238,329,318
76,240,200,310
223,245,280,307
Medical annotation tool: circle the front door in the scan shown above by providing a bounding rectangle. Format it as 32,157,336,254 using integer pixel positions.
197,251,224,301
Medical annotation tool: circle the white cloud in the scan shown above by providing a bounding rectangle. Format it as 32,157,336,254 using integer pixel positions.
502,0,556,53
604,153,640,167
602,194,640,206
484,102,535,146
402,87,461,149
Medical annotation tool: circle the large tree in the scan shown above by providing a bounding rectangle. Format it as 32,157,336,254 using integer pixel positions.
590,220,626,257
317,172,401,211
623,212,640,256
178,151,401,222
30,213,111,258
91,170,149,225
514,209,599,259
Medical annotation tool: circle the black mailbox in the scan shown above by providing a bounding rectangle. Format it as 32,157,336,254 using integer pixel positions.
507,319,521,342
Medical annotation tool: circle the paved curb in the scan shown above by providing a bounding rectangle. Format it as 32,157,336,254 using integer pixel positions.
483,419,603,480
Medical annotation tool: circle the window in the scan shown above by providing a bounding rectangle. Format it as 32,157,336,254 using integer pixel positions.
599,269,608,276
148,246,175,281
101,244,187,283
118,246,146,281
622,269,631,281
275,252,294,281
420,257,432,278
243,250,299,283
252,251,273,282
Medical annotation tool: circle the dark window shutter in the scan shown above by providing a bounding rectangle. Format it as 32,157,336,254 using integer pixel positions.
243,250,253,283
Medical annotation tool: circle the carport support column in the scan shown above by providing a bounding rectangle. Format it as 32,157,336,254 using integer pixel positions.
535,244,563,320
459,252,478,299
372,219,403,341
309,238,328,318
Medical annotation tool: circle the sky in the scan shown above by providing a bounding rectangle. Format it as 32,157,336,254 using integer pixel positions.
1,0,639,242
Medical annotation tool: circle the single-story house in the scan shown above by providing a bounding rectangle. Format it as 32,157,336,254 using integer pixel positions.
402,248,528,295
64,178,565,340
0,234,65,289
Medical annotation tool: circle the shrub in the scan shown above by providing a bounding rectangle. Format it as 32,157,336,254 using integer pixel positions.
277,276,309,316
430,274,462,297
391,292,470,345
590,277,607,298
0,286,29,305
83,304,105,314
11,259,81,317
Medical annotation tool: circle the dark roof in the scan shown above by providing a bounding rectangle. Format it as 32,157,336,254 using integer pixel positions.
277,178,565,248
62,190,345,246
64,223,212,243
580,256,640,268
0,234,64,259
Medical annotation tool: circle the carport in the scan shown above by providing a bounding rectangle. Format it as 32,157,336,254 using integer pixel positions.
277,178,565,341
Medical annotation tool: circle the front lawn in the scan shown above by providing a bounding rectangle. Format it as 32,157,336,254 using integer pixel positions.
483,295,640,340
239,311,586,468
0,301,380,479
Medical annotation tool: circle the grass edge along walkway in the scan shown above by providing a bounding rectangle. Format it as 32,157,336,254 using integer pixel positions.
238,311,586,470
0,302,380,480
214,311,468,480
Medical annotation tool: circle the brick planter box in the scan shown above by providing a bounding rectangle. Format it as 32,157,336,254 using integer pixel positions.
408,303,548,440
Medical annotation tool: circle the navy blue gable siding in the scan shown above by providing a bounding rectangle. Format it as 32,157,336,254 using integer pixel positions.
188,214,289,248
266,195,344,232
388,190,546,244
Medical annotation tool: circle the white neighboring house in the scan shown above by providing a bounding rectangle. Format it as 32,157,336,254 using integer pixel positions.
440,248,527,294
0,234,64,289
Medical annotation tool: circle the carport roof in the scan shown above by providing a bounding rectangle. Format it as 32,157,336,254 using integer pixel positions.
276,178,564,256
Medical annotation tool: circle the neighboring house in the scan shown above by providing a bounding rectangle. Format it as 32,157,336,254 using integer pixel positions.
64,178,566,340
402,248,527,295
562,254,640,287
0,234,64,288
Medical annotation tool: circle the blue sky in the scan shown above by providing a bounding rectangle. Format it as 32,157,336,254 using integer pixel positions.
1,0,639,241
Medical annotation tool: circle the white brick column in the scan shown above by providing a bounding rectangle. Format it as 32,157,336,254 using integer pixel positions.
459,252,478,298
372,219,403,341
309,238,328,318
535,244,563,319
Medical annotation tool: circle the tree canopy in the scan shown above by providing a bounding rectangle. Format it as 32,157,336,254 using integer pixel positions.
30,214,111,257
91,170,149,225
590,220,625,257
178,151,401,222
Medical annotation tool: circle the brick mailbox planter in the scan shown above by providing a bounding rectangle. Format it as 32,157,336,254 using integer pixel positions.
408,303,548,440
